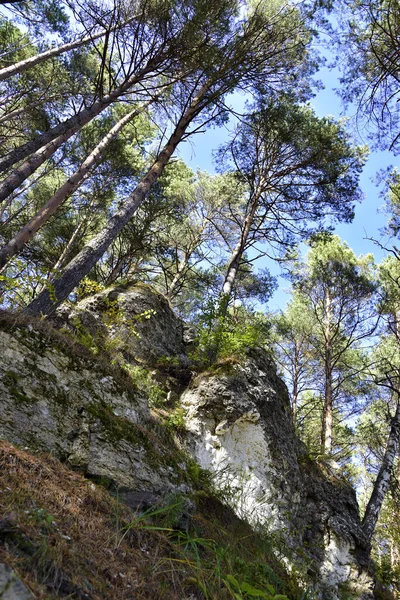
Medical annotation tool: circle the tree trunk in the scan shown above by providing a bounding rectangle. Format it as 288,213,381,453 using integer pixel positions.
220,190,261,311
166,252,191,300
321,288,333,454
24,83,210,316
0,25,119,83
0,102,150,270
49,210,92,277
292,341,300,423
205,191,261,364
0,58,161,179
166,232,204,300
363,311,400,541
362,397,400,541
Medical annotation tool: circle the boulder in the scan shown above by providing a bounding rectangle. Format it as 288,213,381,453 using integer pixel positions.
0,563,34,600
54,283,188,366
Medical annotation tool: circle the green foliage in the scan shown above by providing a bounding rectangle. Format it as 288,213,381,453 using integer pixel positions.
166,407,187,430
382,168,400,236
120,364,167,407
192,300,272,366
277,233,376,458
0,259,58,310
378,255,400,316
224,574,290,599
336,0,400,152
76,278,105,300
126,495,306,600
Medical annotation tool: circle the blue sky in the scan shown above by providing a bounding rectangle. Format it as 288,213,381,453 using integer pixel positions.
177,64,398,311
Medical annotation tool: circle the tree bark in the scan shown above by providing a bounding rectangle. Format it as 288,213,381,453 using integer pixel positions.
166,251,192,300
221,190,261,309
24,83,210,316
0,102,150,270
0,58,161,179
292,341,300,422
362,312,400,541
0,25,120,83
321,288,333,454
362,397,400,541
205,190,261,364
49,208,93,277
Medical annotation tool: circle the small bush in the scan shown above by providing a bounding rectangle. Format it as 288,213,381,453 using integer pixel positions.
192,301,272,367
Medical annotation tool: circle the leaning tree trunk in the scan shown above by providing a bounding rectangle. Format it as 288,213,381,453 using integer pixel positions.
363,312,400,541
49,207,94,277
292,341,300,423
0,102,151,270
24,83,210,316
220,190,261,315
0,20,131,83
206,190,261,364
166,252,192,300
0,57,162,180
362,396,400,541
166,231,204,300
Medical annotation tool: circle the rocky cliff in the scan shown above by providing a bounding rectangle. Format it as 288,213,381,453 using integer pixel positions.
0,284,377,599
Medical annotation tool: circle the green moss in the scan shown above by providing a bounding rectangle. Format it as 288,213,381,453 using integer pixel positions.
337,581,357,600
85,401,175,471
4,369,19,383
3,370,31,405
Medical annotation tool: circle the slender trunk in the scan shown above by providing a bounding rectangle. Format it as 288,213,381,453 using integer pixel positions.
0,28,111,83
104,254,128,286
34,207,94,296
0,103,150,270
166,232,203,300
220,190,261,312
0,106,25,125
24,83,210,316
0,58,160,178
362,397,400,541
362,311,400,541
206,191,261,364
321,288,333,454
292,342,299,423
166,253,191,300
49,201,96,277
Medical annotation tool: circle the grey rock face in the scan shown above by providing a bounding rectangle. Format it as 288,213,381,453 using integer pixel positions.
54,283,188,366
0,325,184,499
182,349,301,529
181,348,374,600
0,563,34,599
0,289,376,599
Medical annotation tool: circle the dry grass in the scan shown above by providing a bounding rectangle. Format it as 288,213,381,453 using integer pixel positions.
0,442,303,600
0,441,198,599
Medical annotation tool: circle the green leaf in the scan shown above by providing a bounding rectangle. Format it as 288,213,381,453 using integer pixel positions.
226,574,241,589
240,581,269,597
266,584,275,594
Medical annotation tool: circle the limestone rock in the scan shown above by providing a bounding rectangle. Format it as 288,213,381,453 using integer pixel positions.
0,563,34,599
54,283,188,366
0,324,184,500
181,348,374,600
0,297,378,599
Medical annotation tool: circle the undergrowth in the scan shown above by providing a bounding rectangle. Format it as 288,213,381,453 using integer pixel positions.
0,442,311,600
